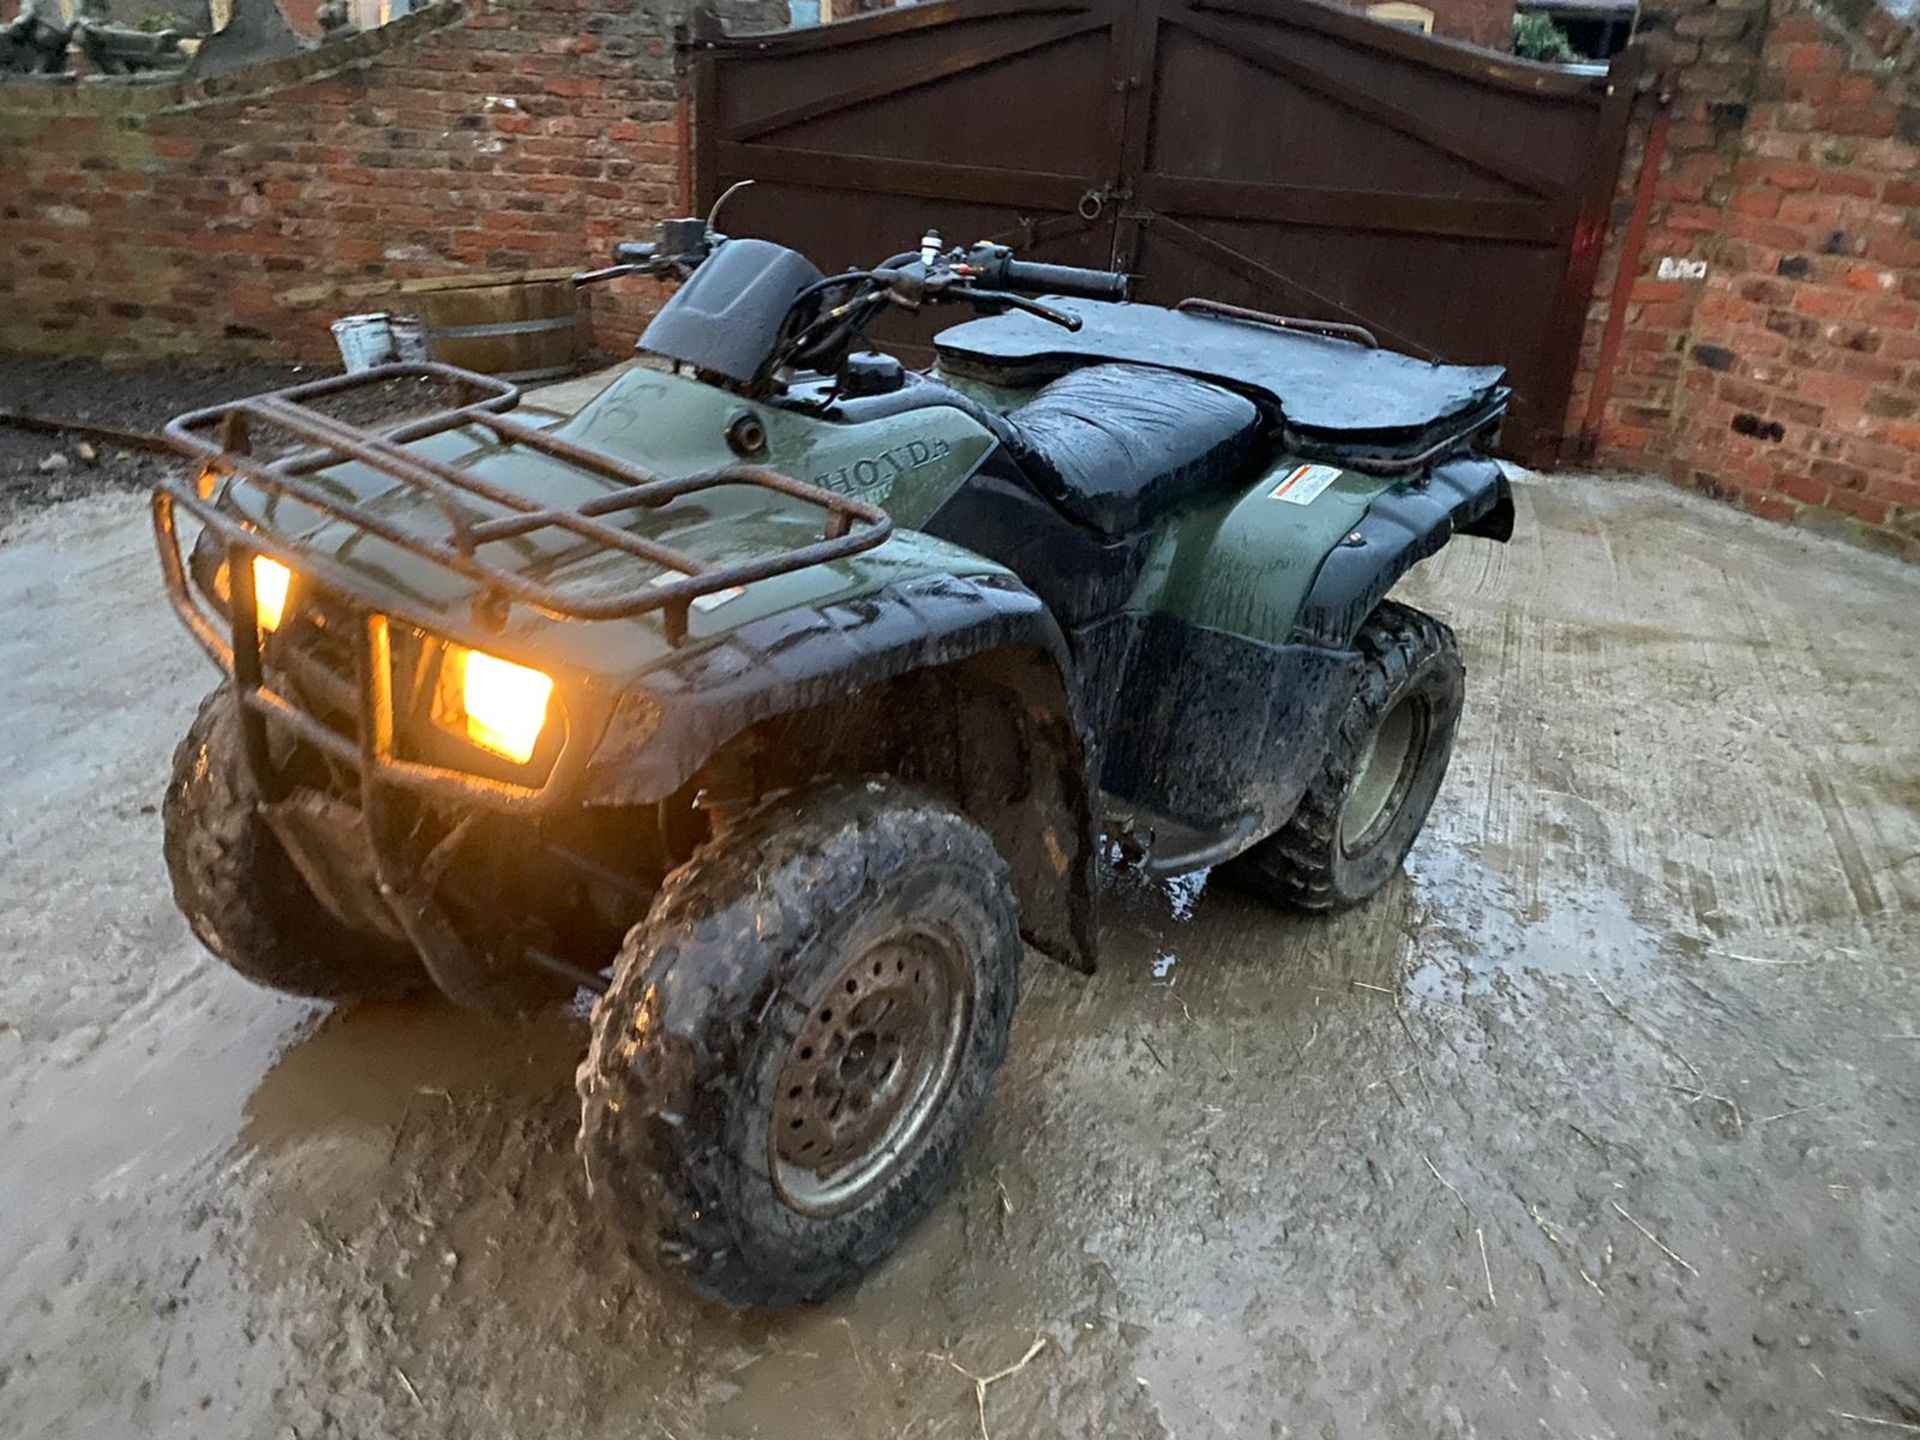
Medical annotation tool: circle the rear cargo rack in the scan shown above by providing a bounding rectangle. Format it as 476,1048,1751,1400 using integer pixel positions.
157,361,892,645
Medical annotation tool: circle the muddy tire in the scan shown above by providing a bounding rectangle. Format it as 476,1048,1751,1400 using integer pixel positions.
577,780,1022,1311
1226,600,1464,912
163,685,424,1002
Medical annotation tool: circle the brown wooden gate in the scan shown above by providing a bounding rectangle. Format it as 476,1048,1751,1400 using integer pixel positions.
687,0,1640,465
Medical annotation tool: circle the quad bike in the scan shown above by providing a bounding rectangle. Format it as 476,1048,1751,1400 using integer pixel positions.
151,208,1512,1310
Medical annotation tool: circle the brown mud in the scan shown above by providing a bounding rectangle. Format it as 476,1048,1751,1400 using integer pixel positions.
1,460,1916,1438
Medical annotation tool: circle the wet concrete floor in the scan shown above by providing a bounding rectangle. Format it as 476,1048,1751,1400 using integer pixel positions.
1,472,1916,1439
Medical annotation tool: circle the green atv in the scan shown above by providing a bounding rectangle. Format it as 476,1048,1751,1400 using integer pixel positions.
152,211,1511,1310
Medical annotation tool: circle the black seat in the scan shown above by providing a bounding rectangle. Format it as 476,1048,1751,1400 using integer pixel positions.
1002,364,1262,538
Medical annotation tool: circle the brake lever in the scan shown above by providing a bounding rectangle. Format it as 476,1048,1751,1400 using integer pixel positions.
960,287,1082,332
570,263,649,288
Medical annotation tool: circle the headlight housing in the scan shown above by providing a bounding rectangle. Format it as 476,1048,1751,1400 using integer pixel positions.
438,646,554,765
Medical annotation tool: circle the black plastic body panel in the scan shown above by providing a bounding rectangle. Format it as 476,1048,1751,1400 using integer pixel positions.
583,573,1067,800
639,238,824,383
922,449,1151,632
579,572,1098,970
1093,612,1363,849
1292,456,1513,647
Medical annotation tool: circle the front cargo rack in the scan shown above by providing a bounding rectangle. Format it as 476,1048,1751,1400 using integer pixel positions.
156,361,893,644
150,362,895,811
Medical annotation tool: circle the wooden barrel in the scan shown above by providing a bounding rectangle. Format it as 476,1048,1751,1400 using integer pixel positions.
410,279,584,382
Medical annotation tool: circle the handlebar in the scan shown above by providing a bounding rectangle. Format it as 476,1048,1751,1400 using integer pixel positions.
960,243,1132,303
573,240,658,287
997,258,1131,303
573,220,1128,381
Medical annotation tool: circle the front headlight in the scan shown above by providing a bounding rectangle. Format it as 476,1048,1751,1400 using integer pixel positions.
451,647,554,765
252,556,293,633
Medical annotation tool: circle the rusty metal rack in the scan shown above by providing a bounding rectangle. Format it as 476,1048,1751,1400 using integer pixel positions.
150,361,894,811
157,361,893,643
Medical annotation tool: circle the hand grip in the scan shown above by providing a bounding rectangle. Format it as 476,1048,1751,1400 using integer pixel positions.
999,259,1131,302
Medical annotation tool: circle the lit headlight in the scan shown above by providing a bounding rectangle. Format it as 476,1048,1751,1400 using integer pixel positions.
253,556,293,633
454,648,553,765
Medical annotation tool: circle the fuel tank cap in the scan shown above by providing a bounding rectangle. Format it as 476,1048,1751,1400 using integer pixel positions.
840,351,905,397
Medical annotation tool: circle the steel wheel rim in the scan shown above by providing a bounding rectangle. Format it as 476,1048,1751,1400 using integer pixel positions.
770,928,972,1217
1339,694,1425,856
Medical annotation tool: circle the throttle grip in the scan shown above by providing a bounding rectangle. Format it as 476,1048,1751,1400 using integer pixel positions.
999,259,1131,302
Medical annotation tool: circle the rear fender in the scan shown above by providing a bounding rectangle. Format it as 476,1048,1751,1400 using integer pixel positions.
1102,453,1508,856
580,573,1098,972
1289,456,1512,647
1142,453,1510,650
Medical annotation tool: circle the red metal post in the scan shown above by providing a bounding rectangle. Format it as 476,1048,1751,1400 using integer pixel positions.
1576,78,1672,460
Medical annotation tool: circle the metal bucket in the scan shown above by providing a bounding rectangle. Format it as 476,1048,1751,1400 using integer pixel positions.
330,312,432,372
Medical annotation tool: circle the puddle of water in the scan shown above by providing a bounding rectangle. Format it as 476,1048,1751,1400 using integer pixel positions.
1404,836,1673,1006
239,1001,585,1155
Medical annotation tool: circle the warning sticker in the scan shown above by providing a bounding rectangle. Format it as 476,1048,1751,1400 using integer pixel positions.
1268,464,1344,506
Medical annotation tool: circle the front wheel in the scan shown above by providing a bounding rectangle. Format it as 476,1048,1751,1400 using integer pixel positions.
162,685,425,1001
577,780,1022,1310
1226,600,1465,911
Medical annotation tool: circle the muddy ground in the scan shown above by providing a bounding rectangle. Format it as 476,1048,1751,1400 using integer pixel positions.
0,357,321,521
0,417,1916,1437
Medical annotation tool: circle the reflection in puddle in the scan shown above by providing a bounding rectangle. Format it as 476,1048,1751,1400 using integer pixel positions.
240,1000,585,1156
1403,838,1673,1006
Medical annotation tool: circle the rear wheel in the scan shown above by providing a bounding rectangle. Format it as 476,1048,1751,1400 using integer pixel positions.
162,685,425,1001
577,780,1021,1310
1226,600,1464,911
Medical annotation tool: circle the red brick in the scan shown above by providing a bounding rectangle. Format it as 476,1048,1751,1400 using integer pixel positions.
1815,171,1878,199
1779,471,1829,505
1826,488,1890,524
1730,189,1783,217
1844,265,1900,293
1792,288,1856,319
1759,162,1821,191
1743,492,1799,521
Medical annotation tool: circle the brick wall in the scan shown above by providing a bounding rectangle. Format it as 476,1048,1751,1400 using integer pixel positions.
0,0,785,365
1568,0,1919,557
1674,3,1919,547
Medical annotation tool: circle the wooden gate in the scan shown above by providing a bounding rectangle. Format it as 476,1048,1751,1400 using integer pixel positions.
687,0,1640,465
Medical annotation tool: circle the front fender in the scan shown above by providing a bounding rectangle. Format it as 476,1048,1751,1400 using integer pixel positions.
580,572,1099,971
